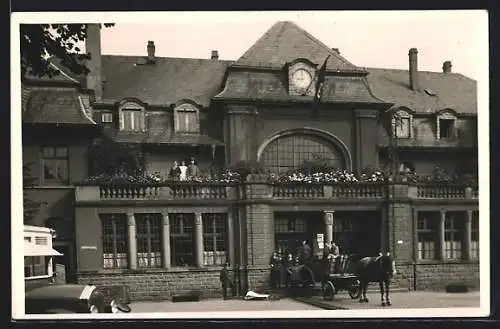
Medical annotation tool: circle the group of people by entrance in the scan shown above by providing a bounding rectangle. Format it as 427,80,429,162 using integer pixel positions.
269,240,343,289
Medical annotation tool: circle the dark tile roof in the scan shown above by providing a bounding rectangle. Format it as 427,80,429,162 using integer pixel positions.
23,89,97,125
214,70,386,104
365,68,477,114
234,21,361,72
110,131,224,146
100,56,233,108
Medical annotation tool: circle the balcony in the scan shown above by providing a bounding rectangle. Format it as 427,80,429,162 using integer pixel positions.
74,171,478,204
75,182,239,202
272,183,387,199
416,184,478,200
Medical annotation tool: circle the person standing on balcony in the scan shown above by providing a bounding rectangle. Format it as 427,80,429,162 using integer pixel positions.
169,161,181,181
188,157,201,178
179,161,188,181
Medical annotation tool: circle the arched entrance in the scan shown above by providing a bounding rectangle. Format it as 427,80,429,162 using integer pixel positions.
257,128,351,175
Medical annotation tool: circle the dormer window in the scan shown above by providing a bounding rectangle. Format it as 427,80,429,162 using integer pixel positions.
174,103,199,133
436,110,457,140
392,109,412,139
118,100,146,132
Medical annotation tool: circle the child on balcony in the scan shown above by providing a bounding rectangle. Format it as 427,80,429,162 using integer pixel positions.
169,161,181,181
179,161,188,181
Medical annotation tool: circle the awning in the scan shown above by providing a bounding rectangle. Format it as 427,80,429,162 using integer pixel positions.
24,241,63,256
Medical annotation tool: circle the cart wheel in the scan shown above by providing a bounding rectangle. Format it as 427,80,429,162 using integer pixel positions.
322,281,336,301
348,280,361,299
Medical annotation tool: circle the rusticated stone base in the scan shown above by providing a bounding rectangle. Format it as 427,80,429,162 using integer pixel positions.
394,261,480,291
77,266,275,302
77,268,226,302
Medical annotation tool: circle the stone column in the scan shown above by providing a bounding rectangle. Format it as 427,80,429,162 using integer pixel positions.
227,210,235,266
127,212,137,270
324,211,334,245
161,211,171,268
464,210,473,260
195,213,204,268
439,210,446,261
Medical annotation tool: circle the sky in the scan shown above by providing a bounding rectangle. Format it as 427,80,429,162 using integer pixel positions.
80,10,491,80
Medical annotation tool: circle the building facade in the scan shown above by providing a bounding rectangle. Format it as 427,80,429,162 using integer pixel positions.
22,22,479,301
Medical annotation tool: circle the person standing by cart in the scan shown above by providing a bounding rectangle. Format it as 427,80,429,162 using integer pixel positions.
269,251,282,289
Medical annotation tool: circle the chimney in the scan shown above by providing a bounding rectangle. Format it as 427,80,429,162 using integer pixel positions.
211,50,219,60
85,24,103,101
147,41,155,62
331,48,340,54
408,48,419,91
442,61,452,73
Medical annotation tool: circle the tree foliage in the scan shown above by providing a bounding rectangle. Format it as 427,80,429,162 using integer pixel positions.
20,23,114,78
23,163,44,224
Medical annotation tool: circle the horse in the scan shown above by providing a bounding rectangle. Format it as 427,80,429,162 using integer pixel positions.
355,252,397,306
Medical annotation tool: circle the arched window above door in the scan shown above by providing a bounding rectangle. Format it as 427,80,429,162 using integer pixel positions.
257,128,351,175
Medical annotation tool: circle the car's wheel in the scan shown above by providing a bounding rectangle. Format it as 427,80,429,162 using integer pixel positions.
322,281,335,301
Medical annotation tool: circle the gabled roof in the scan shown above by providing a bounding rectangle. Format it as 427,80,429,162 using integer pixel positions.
100,56,233,108
23,89,97,125
214,71,387,104
234,21,361,72
365,68,477,114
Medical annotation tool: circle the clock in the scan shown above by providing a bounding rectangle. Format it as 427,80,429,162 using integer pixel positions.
291,68,313,90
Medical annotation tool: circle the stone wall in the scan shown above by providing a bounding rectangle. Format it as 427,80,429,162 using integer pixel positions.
393,261,480,291
78,268,226,302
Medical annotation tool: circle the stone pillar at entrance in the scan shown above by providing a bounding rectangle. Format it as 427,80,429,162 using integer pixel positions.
195,213,204,268
324,211,334,245
227,209,235,266
127,212,137,270
464,210,473,260
161,211,171,268
439,210,446,261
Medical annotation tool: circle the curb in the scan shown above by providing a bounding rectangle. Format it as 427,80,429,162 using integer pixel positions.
293,297,348,310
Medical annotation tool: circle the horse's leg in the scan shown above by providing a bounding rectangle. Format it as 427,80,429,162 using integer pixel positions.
379,281,386,306
362,281,369,303
359,279,365,303
385,279,391,306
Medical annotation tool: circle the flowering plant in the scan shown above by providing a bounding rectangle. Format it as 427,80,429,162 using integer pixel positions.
272,169,386,184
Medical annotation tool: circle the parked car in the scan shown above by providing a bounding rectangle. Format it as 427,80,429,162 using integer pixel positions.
25,284,132,314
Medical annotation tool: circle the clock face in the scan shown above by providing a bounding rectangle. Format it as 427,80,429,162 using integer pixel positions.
291,69,312,89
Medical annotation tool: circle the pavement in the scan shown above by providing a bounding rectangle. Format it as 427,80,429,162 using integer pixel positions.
129,297,320,313
295,290,481,310
127,291,480,313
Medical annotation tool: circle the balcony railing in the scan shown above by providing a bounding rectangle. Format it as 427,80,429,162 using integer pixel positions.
75,181,478,202
416,184,477,199
76,182,237,202
272,183,387,199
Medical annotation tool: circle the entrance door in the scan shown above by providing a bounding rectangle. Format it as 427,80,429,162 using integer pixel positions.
52,244,74,283
333,212,381,257
274,215,310,257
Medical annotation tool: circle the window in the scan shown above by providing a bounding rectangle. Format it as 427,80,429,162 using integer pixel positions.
202,213,227,266
393,114,411,138
471,211,479,260
417,212,438,260
175,107,198,132
136,213,162,268
35,236,48,245
444,213,464,259
101,214,128,269
120,109,143,132
439,118,456,139
102,112,113,123
41,147,69,184
275,218,307,233
24,256,49,278
260,133,344,175
170,213,195,267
